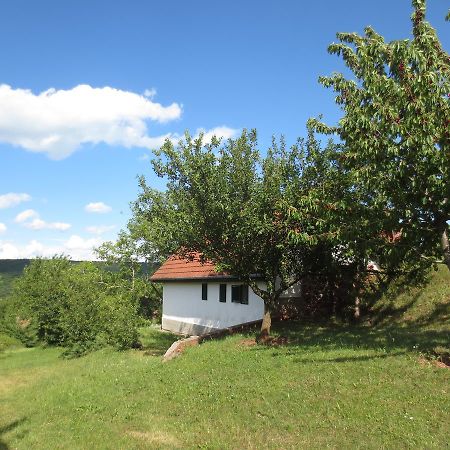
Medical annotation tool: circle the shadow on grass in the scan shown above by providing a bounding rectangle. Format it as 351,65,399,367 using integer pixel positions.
260,320,450,359
370,289,424,326
0,418,27,450
139,327,179,356
291,350,407,364
414,301,450,328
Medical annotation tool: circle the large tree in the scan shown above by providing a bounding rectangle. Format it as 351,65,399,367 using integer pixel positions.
131,130,345,335
309,0,450,271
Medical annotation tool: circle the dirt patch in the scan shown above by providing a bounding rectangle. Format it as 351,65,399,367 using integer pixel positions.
127,430,181,447
418,356,449,369
238,338,257,347
258,335,289,346
238,336,290,347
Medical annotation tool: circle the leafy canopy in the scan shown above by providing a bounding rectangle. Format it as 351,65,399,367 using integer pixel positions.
131,130,343,309
309,0,450,271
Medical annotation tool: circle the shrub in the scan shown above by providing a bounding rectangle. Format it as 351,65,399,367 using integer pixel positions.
7,257,141,355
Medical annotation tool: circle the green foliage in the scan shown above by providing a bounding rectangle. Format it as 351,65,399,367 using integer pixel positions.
95,231,162,321
6,257,141,355
0,332,21,352
131,130,347,313
310,0,450,272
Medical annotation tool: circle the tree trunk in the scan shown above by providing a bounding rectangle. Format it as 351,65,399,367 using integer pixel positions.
441,227,450,272
257,305,272,343
354,297,361,320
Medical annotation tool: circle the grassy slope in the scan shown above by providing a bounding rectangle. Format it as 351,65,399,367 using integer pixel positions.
1,329,448,448
371,265,450,331
0,268,449,449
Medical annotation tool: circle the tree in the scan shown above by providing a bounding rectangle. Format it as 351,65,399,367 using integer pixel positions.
131,130,346,336
96,230,147,291
309,0,450,272
8,256,141,355
95,231,162,320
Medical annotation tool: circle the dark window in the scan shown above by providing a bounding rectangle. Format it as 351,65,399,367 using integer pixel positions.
202,283,208,300
219,284,227,302
231,284,248,304
231,285,240,303
241,284,249,304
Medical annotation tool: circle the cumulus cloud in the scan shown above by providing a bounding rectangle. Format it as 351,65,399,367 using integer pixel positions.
15,209,71,231
25,219,71,231
143,88,157,99
0,235,104,260
193,126,239,143
85,225,115,235
0,84,182,159
15,208,38,223
85,202,112,214
0,223,6,233
0,192,31,209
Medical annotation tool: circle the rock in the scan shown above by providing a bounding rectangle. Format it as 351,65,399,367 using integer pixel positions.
163,336,201,362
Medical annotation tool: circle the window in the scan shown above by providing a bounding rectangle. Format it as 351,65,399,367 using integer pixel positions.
219,284,227,302
202,283,208,300
241,285,249,304
231,284,248,304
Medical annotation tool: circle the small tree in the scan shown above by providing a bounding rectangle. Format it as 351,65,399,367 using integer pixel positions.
131,130,344,336
96,231,161,320
310,0,450,272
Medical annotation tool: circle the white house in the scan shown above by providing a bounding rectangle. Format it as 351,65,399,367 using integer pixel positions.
151,253,268,335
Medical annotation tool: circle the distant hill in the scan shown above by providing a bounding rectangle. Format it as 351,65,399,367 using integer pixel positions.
0,259,30,276
0,259,30,297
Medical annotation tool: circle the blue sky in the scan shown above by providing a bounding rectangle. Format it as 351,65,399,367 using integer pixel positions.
0,0,448,259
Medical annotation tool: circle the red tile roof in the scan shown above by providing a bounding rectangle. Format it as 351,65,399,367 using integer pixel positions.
150,253,231,281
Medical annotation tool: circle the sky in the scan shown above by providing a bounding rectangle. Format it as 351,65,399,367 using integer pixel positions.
0,0,448,260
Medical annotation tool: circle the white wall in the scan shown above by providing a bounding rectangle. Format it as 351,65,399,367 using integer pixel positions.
162,281,265,333
279,280,302,298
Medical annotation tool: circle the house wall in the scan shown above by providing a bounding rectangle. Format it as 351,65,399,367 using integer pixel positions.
279,280,302,298
162,281,266,335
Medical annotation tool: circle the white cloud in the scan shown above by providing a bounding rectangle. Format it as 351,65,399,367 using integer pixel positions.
85,202,112,214
0,84,182,159
15,208,38,223
0,223,6,233
0,241,20,259
85,225,115,235
193,126,239,143
143,88,157,99
0,235,104,260
15,209,71,231
0,192,31,209
24,218,71,231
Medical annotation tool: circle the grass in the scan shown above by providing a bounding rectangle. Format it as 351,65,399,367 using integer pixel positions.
371,265,450,331
1,322,449,449
0,266,448,449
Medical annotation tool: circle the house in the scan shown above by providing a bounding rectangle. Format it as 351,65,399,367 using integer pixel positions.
150,253,268,335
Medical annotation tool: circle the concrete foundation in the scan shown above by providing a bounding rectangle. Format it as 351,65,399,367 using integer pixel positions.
162,317,221,336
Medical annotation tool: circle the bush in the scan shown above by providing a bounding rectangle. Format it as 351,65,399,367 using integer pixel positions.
7,257,141,355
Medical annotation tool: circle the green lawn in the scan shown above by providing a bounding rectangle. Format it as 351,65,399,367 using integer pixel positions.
1,322,449,450
1,267,449,449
